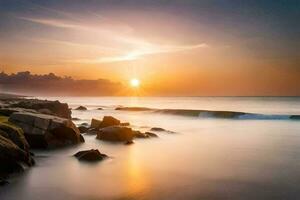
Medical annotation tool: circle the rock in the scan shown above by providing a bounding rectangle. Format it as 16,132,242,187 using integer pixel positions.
72,117,80,121
0,122,29,151
10,99,71,119
75,106,87,111
150,127,166,132
0,107,38,117
9,112,83,149
99,116,120,128
133,130,149,138
0,134,34,178
85,128,99,135
79,135,85,143
120,122,130,126
78,126,89,133
145,132,158,137
96,126,134,142
0,179,9,186
90,118,102,129
74,149,107,162
37,108,53,115
125,141,134,145
290,115,300,119
81,122,89,126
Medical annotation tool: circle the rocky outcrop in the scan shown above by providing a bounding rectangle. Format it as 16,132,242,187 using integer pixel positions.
96,126,133,142
9,112,83,148
74,149,107,162
75,106,87,111
0,134,34,180
0,122,29,151
10,99,71,119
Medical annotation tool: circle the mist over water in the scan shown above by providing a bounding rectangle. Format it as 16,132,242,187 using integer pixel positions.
1,97,300,200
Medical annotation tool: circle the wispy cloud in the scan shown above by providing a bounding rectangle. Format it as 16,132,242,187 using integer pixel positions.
75,43,209,63
19,16,83,29
18,15,209,63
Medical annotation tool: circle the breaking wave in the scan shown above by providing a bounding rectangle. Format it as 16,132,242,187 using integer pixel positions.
115,107,300,120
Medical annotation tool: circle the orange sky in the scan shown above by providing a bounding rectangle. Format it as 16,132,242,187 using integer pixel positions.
0,0,299,96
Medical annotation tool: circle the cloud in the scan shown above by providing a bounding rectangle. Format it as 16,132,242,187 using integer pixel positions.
75,43,209,63
18,16,83,29
0,71,122,96
18,14,209,63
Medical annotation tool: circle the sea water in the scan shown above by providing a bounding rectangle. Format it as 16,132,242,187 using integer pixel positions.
1,97,300,200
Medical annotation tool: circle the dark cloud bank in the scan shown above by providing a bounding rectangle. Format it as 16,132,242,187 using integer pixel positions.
0,71,122,96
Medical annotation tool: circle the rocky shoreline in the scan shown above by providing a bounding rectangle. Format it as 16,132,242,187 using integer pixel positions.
0,95,167,184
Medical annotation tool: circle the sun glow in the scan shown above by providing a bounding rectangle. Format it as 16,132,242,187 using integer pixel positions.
130,78,140,87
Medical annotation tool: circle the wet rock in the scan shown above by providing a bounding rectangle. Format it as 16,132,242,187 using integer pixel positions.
75,106,87,111
78,126,89,133
0,134,34,178
74,149,107,162
145,132,158,137
133,130,149,138
99,116,120,128
72,117,80,121
90,118,102,129
96,126,133,142
85,128,99,135
120,122,130,126
125,141,134,145
9,112,83,149
0,122,29,151
10,99,71,119
0,179,9,186
150,127,166,131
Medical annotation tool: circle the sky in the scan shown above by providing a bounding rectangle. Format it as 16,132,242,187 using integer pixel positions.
0,0,299,96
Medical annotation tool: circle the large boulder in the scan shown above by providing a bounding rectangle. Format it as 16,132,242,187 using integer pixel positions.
0,134,34,179
8,112,83,149
96,126,134,142
10,99,71,119
0,122,29,151
74,149,107,162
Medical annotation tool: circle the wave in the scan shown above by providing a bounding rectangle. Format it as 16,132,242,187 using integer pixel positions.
115,106,300,120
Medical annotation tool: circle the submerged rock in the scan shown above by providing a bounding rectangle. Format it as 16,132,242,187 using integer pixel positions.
150,127,166,132
75,106,87,111
133,130,149,138
96,126,133,142
74,149,107,162
78,126,89,133
145,132,158,137
9,112,83,149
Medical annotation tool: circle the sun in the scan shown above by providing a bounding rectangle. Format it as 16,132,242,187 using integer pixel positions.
130,78,140,88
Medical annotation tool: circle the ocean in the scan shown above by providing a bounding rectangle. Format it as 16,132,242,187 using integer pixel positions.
1,97,300,200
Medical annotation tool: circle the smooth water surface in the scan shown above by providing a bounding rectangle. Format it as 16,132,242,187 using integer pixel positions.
1,97,300,200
